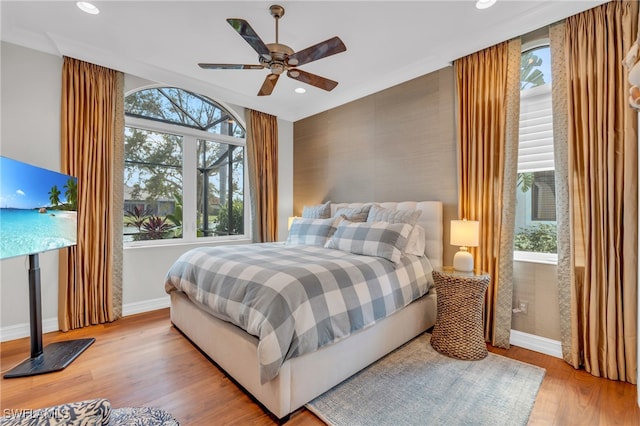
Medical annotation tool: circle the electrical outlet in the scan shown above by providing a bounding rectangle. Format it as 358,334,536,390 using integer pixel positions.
519,301,529,315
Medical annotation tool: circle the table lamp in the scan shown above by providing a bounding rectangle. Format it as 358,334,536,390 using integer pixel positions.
450,219,480,272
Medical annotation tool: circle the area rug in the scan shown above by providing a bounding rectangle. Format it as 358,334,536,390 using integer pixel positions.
306,333,545,426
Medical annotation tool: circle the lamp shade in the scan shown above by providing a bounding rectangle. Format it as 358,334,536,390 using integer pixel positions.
287,216,297,230
450,220,480,248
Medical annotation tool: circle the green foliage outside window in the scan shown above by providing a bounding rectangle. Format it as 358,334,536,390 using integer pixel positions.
125,205,180,241
215,200,244,236
514,223,557,253
521,50,546,89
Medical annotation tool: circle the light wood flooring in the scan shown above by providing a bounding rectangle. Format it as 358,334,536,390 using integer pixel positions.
1,309,638,425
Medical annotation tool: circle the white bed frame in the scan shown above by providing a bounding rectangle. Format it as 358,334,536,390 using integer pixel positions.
170,201,443,421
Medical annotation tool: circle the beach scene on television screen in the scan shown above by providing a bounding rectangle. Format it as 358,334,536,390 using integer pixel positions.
0,157,78,260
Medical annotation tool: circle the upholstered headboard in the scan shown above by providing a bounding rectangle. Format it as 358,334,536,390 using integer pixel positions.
330,201,443,269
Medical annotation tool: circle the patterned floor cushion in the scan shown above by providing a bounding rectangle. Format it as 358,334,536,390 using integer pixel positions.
0,400,179,426
0,399,111,426
109,407,179,425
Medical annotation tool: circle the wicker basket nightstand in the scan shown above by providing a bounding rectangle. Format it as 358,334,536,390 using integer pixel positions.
430,267,490,360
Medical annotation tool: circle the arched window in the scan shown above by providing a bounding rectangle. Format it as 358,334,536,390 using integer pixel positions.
514,40,557,260
123,87,247,244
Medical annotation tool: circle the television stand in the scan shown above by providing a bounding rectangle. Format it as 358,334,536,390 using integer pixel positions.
4,253,95,378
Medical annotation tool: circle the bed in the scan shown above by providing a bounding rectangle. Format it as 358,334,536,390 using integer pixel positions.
165,201,443,421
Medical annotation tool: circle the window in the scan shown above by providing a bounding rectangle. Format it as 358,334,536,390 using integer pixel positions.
196,139,244,237
514,43,557,258
124,87,247,244
530,170,556,221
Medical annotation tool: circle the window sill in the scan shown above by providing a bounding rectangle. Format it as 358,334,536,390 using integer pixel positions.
513,251,557,265
124,236,252,251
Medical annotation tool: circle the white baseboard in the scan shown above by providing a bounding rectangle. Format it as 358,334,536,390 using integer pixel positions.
509,329,563,359
0,317,59,342
0,297,170,342
121,296,170,317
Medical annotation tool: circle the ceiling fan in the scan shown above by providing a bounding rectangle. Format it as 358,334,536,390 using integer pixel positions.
198,4,347,96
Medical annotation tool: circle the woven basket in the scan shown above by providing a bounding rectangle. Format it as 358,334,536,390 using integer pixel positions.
430,269,490,360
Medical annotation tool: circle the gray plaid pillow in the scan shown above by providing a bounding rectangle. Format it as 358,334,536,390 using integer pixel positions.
286,217,341,246
325,221,413,264
301,200,331,219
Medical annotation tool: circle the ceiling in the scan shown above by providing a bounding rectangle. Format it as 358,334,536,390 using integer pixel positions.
1,1,608,122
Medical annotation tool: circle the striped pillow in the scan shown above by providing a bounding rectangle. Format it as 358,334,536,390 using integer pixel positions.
367,205,422,225
286,216,342,246
334,204,372,222
302,200,331,219
325,221,413,264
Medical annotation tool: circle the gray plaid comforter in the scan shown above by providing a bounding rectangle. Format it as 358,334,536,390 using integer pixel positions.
164,243,433,383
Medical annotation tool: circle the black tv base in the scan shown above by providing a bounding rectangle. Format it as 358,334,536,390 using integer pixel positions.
3,253,95,379
4,338,95,378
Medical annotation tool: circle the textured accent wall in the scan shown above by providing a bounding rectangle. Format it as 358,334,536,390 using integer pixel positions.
294,67,458,263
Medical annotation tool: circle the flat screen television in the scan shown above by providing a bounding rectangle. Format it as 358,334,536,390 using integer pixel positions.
0,156,77,260
0,156,93,378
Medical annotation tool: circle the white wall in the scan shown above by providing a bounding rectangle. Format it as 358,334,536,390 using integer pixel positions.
512,261,561,341
1,42,64,340
0,42,294,339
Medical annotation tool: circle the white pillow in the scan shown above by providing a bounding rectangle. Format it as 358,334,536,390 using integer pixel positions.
404,224,426,256
325,221,412,265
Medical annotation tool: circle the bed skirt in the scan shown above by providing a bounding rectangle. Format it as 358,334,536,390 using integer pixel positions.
170,290,437,420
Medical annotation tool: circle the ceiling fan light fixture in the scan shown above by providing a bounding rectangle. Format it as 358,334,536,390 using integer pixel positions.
289,70,300,78
76,1,100,15
476,0,497,10
270,63,285,75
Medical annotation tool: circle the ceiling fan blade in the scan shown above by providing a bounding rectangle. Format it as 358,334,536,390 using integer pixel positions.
198,63,265,70
227,18,271,60
258,74,280,96
287,36,346,67
287,69,338,91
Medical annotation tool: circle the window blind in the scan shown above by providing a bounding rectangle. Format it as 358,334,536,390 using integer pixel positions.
518,84,553,172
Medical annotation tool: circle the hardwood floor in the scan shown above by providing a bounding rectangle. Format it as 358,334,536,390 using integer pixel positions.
1,309,638,425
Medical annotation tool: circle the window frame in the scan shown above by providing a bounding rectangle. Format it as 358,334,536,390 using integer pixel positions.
123,101,250,249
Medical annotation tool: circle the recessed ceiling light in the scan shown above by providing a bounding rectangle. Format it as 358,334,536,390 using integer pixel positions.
476,0,497,10
77,2,100,15
295,88,306,94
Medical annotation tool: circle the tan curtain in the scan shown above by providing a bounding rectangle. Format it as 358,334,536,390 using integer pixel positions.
455,38,521,347
59,57,124,330
560,0,638,383
246,109,278,242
